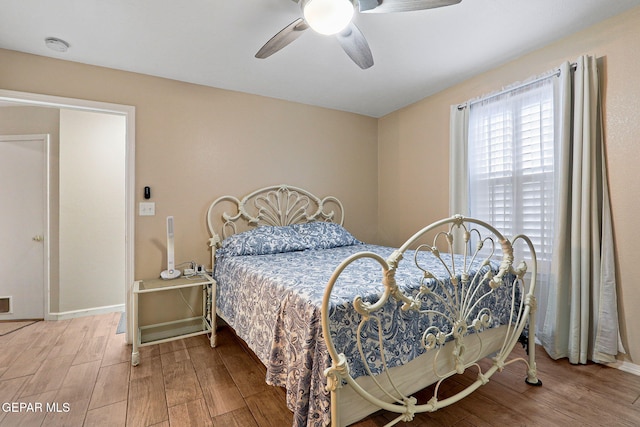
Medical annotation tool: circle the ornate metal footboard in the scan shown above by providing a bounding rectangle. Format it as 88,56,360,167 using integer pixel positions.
321,215,541,426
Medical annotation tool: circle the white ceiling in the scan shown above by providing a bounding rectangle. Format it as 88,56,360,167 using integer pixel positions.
1,0,639,117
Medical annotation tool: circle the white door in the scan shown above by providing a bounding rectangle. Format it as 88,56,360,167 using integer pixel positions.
0,134,47,320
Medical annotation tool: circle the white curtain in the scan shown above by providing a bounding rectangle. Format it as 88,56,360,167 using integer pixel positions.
540,56,625,364
449,105,470,254
452,74,557,348
450,55,625,364
449,104,468,218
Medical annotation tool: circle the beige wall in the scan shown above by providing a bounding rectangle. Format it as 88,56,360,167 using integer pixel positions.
0,48,379,286
378,7,640,365
59,109,126,312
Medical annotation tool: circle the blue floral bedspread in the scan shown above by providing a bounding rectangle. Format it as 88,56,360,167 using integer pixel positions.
213,243,516,427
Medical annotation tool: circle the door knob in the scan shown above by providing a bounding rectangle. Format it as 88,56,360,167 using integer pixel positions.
32,235,43,242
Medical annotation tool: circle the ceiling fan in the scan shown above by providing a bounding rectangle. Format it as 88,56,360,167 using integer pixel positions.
255,0,462,69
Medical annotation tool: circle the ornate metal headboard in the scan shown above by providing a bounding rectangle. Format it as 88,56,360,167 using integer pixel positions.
206,184,345,252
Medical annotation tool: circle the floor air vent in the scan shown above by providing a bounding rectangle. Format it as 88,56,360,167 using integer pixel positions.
0,297,11,314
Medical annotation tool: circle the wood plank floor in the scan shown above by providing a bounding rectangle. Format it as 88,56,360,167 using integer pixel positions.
0,312,639,426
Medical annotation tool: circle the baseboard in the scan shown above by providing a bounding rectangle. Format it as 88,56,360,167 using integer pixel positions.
48,304,125,321
607,359,640,377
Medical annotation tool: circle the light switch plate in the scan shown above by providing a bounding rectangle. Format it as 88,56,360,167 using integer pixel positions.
139,202,155,216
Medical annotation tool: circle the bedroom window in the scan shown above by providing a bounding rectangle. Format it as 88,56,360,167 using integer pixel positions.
466,77,555,264
452,57,623,364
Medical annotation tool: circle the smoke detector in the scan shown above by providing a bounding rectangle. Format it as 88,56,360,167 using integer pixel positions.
45,37,70,52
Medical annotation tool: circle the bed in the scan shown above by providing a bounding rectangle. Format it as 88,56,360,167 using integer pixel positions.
206,185,541,427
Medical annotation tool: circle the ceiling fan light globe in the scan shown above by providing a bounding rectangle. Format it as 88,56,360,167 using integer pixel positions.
303,0,354,35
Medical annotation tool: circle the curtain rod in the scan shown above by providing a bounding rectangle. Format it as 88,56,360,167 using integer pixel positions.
457,62,576,110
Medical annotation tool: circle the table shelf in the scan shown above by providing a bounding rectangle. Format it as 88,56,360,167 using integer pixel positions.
139,316,210,344
131,273,214,366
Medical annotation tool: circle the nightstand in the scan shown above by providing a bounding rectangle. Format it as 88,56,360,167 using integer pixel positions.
130,273,215,366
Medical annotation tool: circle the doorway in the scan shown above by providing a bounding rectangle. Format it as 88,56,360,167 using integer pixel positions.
0,90,135,339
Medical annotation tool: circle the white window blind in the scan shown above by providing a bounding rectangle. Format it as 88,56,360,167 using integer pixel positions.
467,77,555,262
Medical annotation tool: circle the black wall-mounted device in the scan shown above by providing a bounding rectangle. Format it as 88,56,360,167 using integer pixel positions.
144,186,151,199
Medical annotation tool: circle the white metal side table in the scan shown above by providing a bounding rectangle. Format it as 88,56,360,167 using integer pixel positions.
131,273,215,366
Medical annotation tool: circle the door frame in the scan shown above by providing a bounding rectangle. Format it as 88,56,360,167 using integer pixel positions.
0,134,49,319
0,89,135,336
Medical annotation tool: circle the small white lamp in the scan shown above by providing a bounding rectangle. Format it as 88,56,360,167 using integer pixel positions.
302,0,354,35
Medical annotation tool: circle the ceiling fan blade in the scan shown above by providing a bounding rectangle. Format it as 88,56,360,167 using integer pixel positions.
255,18,309,59
336,22,374,69
359,0,461,13
358,0,382,12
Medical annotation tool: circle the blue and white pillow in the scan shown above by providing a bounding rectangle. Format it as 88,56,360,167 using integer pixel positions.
292,222,362,250
217,225,308,257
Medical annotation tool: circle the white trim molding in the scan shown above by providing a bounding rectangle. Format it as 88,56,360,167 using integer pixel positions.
607,359,640,377
48,304,125,321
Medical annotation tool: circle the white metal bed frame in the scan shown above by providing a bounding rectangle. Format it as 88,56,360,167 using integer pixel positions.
206,185,541,427
206,184,344,348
